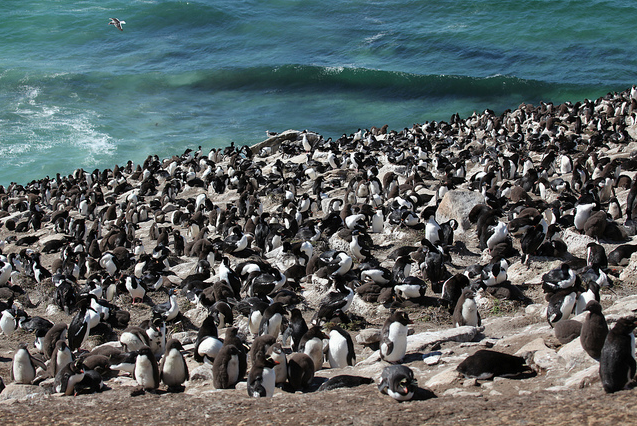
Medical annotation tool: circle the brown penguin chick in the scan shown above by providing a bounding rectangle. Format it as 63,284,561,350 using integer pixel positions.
42,323,68,361
453,288,481,327
553,319,582,344
249,335,277,366
584,210,607,240
580,300,609,360
213,344,247,389
286,352,315,391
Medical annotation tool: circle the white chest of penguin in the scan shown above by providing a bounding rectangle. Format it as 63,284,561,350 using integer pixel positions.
383,322,408,361
255,367,276,398
227,355,240,384
162,349,186,386
462,299,479,326
135,356,156,388
13,350,35,383
328,331,349,368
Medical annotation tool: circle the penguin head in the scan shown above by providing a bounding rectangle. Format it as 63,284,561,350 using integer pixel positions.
165,338,184,353
584,300,603,314
389,310,413,326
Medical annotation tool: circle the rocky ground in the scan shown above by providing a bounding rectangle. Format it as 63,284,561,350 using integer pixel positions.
3,90,637,424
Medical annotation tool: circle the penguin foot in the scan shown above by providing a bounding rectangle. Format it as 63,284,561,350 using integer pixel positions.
130,386,146,397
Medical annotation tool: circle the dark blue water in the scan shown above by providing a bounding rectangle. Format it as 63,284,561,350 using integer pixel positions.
2,0,636,186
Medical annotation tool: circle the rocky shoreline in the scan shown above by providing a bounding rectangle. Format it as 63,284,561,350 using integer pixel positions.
2,87,637,423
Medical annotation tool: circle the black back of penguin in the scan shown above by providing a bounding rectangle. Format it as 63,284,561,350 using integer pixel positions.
378,364,417,401
456,350,530,379
580,300,608,360
213,344,247,389
600,316,637,393
247,351,278,397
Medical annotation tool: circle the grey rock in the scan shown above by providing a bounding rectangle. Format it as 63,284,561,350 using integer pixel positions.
436,190,485,231
0,384,49,401
190,364,214,381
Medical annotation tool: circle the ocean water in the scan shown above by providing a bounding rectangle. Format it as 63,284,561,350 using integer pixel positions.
2,0,636,186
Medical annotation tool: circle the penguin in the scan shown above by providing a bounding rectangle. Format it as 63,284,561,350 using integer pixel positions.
318,375,374,391
152,288,180,322
249,335,277,366
67,298,92,352
134,345,160,392
580,300,609,360
74,369,106,395
600,316,637,393
541,263,577,293
258,302,287,338
42,323,68,361
266,343,287,385
194,314,223,364
124,274,146,304
286,352,315,391
378,364,418,401
54,359,85,396
394,276,427,300
380,311,412,363
11,343,45,384
159,338,189,391
287,308,309,352
0,308,19,336
247,351,278,397
546,288,578,326
326,324,356,369
554,319,582,344
120,326,151,352
453,288,481,327
213,344,247,389
299,325,328,372
48,340,73,377
480,258,508,287
587,242,607,269
456,349,531,379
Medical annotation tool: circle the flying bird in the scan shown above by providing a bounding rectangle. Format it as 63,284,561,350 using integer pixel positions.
109,18,126,31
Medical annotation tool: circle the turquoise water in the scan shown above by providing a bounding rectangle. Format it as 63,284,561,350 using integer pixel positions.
2,0,637,185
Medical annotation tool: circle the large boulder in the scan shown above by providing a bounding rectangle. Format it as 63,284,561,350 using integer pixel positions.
436,190,485,231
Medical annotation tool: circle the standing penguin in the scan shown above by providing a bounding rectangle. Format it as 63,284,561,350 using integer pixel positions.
42,323,68,361
159,339,189,392
194,314,223,364
378,364,418,401
453,288,481,327
213,344,247,389
287,308,308,352
287,352,315,391
266,343,287,385
134,346,160,392
580,300,609,360
48,340,74,377
600,316,637,393
299,325,328,371
11,343,45,384
326,324,356,369
380,311,412,363
54,359,85,396
247,351,278,397
258,302,287,338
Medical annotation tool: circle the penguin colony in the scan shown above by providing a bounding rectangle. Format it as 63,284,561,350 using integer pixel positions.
2,86,637,406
